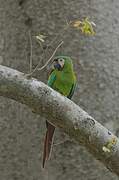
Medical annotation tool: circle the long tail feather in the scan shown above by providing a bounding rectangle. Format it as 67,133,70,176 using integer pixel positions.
42,121,55,168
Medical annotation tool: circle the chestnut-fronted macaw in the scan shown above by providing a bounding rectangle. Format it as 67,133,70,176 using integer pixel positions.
43,56,76,168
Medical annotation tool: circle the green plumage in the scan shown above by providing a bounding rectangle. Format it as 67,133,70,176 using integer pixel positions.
48,56,76,97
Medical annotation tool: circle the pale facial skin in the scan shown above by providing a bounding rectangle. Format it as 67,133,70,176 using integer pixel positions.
53,58,65,70
57,58,65,68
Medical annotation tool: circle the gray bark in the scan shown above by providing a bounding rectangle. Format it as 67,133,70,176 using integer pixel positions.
0,65,119,176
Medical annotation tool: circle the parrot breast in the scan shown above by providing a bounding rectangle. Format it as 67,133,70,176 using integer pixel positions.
52,70,76,96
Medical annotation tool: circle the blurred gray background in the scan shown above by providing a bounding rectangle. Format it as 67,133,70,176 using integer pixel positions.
0,0,119,179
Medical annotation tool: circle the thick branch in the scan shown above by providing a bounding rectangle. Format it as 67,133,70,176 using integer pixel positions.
0,65,119,176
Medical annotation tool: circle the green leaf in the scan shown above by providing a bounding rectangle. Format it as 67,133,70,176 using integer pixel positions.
73,17,96,36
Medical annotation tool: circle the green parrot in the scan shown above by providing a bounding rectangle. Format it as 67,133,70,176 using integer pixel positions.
42,55,76,168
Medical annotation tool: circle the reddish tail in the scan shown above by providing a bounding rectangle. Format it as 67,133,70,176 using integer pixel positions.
42,121,55,168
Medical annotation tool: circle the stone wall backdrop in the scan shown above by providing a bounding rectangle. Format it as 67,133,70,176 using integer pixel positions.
0,0,119,179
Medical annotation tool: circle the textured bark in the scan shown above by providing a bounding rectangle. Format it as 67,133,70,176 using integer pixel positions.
0,65,119,176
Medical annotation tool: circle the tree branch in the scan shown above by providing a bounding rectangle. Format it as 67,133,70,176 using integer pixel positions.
0,65,119,176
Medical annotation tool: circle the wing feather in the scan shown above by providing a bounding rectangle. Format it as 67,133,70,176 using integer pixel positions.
67,83,76,99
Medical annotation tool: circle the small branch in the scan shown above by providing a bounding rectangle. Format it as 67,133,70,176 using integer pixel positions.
26,41,63,77
29,30,33,73
46,21,71,49
38,41,64,71
53,140,69,146
26,21,71,77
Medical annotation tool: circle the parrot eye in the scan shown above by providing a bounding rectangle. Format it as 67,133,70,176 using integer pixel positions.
58,58,64,63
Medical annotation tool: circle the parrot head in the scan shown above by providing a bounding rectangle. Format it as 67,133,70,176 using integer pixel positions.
53,56,73,72
53,57,65,70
